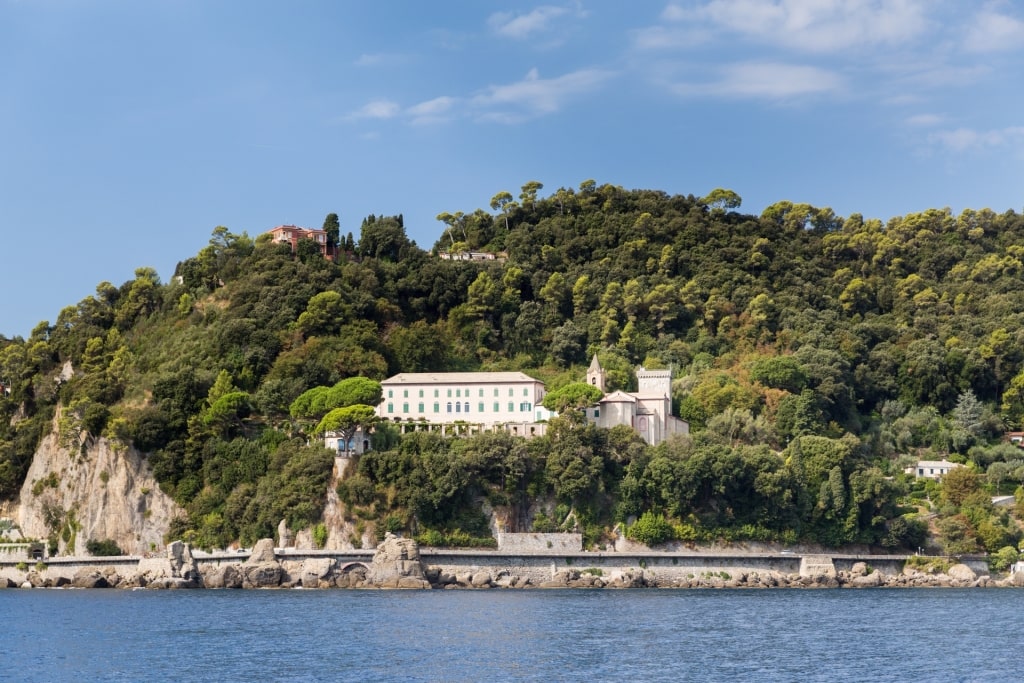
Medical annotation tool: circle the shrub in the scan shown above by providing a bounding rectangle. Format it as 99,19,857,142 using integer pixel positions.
904,555,951,575
989,545,1019,572
86,539,124,556
415,529,445,547
628,511,675,546
312,523,328,549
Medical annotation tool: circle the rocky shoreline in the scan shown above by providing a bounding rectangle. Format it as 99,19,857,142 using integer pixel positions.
2,534,1021,590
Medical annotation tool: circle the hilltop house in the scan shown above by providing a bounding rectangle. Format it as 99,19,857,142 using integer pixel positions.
266,225,335,260
904,459,963,480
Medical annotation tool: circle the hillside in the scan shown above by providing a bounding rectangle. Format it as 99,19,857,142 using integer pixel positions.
2,182,1024,561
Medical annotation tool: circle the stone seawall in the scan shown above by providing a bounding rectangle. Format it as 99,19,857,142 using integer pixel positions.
0,542,999,590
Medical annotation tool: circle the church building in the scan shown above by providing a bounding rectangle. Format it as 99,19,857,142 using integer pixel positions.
583,356,689,446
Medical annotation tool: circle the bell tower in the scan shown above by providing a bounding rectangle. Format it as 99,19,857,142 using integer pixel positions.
586,354,605,392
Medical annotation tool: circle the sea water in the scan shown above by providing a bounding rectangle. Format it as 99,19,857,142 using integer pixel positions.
0,588,1015,682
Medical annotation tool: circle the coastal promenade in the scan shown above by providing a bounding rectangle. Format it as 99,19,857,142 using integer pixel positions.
0,542,992,588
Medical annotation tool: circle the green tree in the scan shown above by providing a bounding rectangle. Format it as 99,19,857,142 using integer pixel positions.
701,188,742,211
542,382,604,413
489,191,516,231
322,212,340,248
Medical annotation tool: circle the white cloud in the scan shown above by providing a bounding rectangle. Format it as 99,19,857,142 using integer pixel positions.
672,62,842,99
354,53,408,67
346,99,400,121
407,96,457,125
342,66,612,127
472,67,614,121
488,3,585,39
964,5,1024,53
640,0,931,53
929,126,1024,152
905,113,943,127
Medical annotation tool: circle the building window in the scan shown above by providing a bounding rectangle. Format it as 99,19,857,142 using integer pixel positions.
456,402,461,413
508,402,514,412
434,403,440,413
478,389,484,397
594,409,600,418
418,403,424,412
494,402,499,412
456,389,461,398
523,388,529,396
403,389,408,398
447,389,452,398
419,389,424,398
388,390,393,398
447,402,452,413
494,389,499,397
434,389,439,398
402,403,408,413
520,402,532,412
478,402,484,413
464,402,470,413
387,403,394,413
508,388,514,396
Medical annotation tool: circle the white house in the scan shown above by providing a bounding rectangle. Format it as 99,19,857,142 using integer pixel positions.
904,459,963,479
323,427,371,456
376,372,546,425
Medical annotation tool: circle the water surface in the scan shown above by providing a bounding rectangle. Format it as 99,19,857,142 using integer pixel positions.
1,588,1013,682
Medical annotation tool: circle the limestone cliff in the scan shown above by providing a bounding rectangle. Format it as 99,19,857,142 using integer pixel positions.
16,405,182,555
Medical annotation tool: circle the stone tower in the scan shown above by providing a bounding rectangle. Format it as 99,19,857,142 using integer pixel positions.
635,366,672,397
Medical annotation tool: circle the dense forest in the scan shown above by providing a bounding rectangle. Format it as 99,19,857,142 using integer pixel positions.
3,181,1024,564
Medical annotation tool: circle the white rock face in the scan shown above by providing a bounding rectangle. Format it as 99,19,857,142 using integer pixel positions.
16,406,183,555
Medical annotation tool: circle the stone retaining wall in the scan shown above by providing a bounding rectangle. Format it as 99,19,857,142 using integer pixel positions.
496,533,581,553
0,546,995,589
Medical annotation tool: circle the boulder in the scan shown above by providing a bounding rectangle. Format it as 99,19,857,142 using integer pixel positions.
1010,571,1024,588
72,568,110,588
948,564,977,582
203,564,243,589
851,571,883,588
300,558,335,588
247,538,277,564
0,577,15,588
167,541,200,583
278,519,294,549
336,564,368,588
243,563,283,588
850,562,868,577
26,572,50,588
470,571,492,588
366,533,429,589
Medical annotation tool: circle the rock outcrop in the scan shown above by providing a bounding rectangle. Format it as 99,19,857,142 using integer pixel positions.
366,533,429,589
135,540,202,588
16,403,183,555
242,538,283,588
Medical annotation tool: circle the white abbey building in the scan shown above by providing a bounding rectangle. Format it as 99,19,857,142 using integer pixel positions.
376,371,548,432
371,359,687,446
583,356,689,445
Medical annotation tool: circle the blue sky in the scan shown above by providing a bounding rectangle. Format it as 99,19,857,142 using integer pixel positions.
2,1,1022,338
